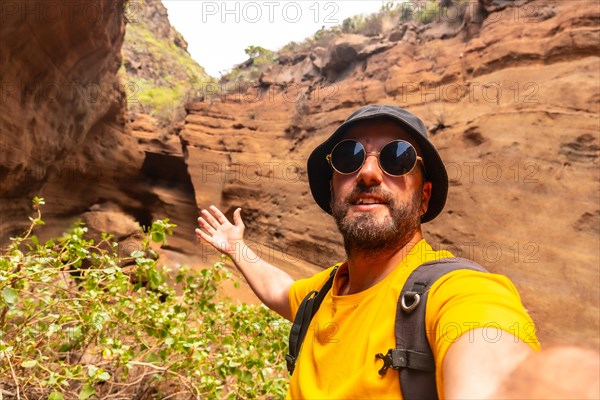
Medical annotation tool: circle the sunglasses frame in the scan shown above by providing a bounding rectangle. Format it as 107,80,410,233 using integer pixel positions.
326,139,424,177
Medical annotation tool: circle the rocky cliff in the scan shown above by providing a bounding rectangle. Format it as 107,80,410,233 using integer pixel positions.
120,0,212,256
0,0,145,244
0,0,206,258
121,0,211,125
181,0,600,347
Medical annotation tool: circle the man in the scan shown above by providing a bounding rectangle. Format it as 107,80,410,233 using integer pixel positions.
195,105,587,398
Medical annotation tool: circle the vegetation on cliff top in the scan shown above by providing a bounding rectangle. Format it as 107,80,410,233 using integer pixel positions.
222,0,444,83
121,3,215,125
0,198,289,399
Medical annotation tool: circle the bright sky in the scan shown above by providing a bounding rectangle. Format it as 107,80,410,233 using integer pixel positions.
162,1,394,76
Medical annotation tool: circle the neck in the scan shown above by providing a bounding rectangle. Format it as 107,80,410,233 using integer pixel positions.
341,229,424,295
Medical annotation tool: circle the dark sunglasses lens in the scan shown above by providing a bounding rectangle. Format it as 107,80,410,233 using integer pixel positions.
380,141,417,175
331,141,365,173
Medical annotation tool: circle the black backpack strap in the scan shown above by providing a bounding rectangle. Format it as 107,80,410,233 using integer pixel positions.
376,257,487,400
286,266,338,375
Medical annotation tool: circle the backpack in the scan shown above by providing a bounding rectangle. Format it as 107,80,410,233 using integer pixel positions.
285,257,487,400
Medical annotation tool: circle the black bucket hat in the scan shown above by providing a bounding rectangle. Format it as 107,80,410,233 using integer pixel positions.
307,104,448,223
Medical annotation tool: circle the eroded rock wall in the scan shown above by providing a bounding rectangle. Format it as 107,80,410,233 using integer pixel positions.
0,0,144,240
182,0,600,346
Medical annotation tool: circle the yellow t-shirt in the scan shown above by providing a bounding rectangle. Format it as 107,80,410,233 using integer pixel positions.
286,239,539,399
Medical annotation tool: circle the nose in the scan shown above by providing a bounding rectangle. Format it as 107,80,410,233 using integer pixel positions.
356,153,383,186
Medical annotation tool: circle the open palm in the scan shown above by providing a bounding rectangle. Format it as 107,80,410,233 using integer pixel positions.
195,206,245,257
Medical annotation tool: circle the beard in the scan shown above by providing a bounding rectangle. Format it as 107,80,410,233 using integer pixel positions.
331,183,422,256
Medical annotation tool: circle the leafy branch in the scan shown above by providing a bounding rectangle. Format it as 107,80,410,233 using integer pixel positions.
0,198,289,399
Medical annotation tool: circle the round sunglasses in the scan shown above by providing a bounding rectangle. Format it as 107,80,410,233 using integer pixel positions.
326,139,424,176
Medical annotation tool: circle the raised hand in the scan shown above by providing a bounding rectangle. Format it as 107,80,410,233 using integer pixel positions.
195,206,245,258
195,205,294,320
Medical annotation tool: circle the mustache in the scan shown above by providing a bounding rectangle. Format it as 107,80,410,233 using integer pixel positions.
344,183,395,205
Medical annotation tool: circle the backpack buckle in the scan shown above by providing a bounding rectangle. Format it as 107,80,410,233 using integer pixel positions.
400,291,421,312
376,349,407,376
376,351,393,376
285,353,296,375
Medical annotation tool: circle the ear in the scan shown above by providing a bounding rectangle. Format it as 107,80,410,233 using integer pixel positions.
420,181,432,217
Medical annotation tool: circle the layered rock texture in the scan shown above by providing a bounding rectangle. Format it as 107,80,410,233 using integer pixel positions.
1,0,598,349
0,0,204,257
0,0,144,243
182,0,600,347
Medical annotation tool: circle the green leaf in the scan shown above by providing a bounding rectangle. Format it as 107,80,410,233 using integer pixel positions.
21,359,37,368
130,250,145,258
48,391,64,400
2,287,17,306
223,335,234,345
79,383,95,400
97,371,111,381
151,231,164,243
147,268,164,290
87,364,99,378
239,370,253,384
144,352,161,363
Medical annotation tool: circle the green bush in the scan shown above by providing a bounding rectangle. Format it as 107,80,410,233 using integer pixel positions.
222,45,278,83
0,198,289,399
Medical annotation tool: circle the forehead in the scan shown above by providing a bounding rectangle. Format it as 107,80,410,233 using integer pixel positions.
341,118,423,153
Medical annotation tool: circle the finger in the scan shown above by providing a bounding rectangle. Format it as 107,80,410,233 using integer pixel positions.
209,205,229,225
233,207,244,227
197,217,216,234
201,209,221,228
196,229,227,252
195,228,210,242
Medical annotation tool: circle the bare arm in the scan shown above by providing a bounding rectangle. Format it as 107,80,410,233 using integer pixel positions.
492,346,600,399
443,330,600,399
442,328,533,399
195,206,294,321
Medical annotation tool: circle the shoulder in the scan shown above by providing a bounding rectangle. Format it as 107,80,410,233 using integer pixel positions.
292,265,338,293
428,265,520,300
426,263,526,317
288,264,342,319
425,264,539,373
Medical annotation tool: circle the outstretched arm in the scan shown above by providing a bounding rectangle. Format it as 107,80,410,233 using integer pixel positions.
195,206,294,321
444,334,600,399
442,328,533,399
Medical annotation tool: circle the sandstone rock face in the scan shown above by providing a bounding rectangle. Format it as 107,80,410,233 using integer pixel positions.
183,0,600,347
0,0,144,242
0,0,202,258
